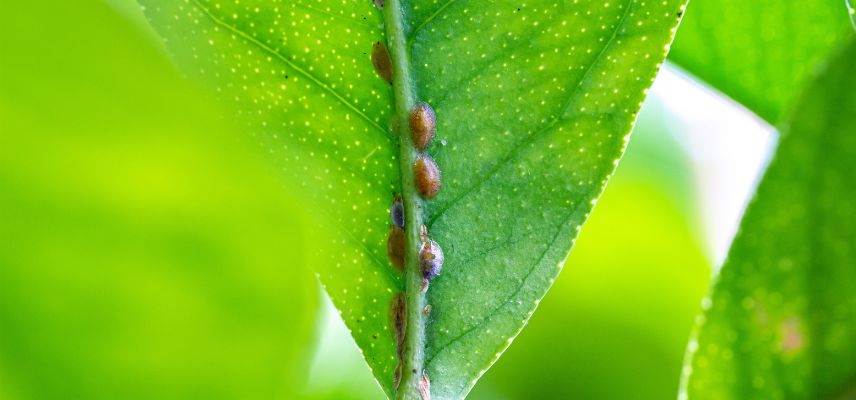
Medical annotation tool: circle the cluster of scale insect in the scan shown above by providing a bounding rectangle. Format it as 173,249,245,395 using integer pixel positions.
373,38,443,400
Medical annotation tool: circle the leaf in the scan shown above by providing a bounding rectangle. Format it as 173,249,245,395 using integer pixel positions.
138,0,686,397
680,36,856,399
0,1,317,399
471,98,711,400
668,0,852,123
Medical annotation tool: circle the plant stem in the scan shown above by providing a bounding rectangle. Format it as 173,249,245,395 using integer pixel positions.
383,1,426,399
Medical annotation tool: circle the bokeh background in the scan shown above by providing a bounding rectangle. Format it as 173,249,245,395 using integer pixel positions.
0,1,772,399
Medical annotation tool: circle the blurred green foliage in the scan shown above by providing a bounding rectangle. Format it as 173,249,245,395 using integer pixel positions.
0,1,317,399
669,0,851,123
682,37,856,400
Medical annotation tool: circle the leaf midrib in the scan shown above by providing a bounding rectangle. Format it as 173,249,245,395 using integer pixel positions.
407,0,460,45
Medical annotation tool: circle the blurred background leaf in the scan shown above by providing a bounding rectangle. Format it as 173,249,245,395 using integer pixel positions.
669,0,852,123
681,36,856,400
0,1,318,399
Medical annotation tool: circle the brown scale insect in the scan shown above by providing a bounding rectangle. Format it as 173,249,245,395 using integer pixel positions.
414,154,441,199
394,363,403,391
419,371,431,400
371,41,393,85
409,102,436,151
389,292,407,357
387,225,406,272
423,304,432,317
372,0,384,9
390,195,405,228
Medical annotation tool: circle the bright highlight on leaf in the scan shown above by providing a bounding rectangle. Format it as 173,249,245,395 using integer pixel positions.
138,0,687,397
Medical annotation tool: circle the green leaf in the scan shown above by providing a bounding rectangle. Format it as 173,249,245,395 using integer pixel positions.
850,0,856,30
472,98,711,400
0,1,317,399
138,0,686,397
668,0,852,123
680,36,856,399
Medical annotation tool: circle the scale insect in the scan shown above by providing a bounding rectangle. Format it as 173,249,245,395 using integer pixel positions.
409,102,436,151
419,239,444,282
414,155,441,199
386,225,406,271
371,41,393,85
389,292,406,352
390,195,405,228
419,371,431,400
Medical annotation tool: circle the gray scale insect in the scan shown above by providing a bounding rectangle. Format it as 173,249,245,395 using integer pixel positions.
390,195,405,228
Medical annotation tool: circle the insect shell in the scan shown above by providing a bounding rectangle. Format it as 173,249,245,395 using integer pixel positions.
387,225,406,272
419,371,431,400
390,195,405,228
414,155,441,199
394,363,403,391
419,239,444,282
389,292,406,357
409,102,436,151
371,41,393,85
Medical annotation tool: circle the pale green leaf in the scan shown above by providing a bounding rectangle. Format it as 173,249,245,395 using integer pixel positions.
669,0,852,122
681,36,856,399
138,0,686,397
0,1,318,399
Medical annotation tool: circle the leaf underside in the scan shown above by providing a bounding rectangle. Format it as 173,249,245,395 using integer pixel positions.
140,0,685,397
681,37,856,399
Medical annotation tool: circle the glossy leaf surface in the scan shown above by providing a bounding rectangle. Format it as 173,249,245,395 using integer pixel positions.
139,0,686,397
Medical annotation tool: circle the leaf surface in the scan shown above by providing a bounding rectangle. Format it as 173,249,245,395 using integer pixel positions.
681,36,856,399
668,0,852,122
472,98,711,400
139,0,686,397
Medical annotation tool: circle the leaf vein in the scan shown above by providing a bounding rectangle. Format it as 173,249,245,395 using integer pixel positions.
425,202,584,370
408,0,461,44
427,0,634,226
191,0,387,135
